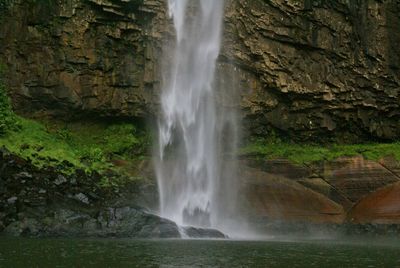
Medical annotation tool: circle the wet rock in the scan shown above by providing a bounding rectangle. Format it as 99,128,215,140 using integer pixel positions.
72,193,90,205
241,166,345,224
69,177,77,185
15,172,33,179
38,189,46,194
2,218,41,237
379,155,400,178
322,156,400,203
54,175,67,185
244,159,312,180
7,196,17,204
97,207,181,238
182,227,227,239
348,182,400,224
297,178,332,197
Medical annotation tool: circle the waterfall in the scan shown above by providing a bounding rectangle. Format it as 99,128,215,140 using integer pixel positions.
156,0,240,232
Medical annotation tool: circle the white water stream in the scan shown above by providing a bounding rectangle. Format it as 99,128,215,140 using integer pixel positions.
156,0,243,234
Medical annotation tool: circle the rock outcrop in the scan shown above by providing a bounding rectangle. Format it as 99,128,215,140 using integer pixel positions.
241,155,400,227
348,181,400,224
0,0,167,118
223,0,400,141
0,0,399,141
241,166,345,224
0,148,226,238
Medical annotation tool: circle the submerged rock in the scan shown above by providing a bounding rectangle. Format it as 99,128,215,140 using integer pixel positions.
1,206,181,239
182,226,227,239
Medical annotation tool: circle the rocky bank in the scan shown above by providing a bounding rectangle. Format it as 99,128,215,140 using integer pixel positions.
240,155,400,235
0,148,226,238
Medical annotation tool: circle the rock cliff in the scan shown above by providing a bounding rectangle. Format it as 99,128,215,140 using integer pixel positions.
223,0,400,141
1,0,399,141
0,0,166,119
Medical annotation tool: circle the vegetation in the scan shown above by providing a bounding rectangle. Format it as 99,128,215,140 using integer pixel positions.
0,117,150,175
0,65,19,135
0,64,149,188
0,62,141,181
240,138,400,165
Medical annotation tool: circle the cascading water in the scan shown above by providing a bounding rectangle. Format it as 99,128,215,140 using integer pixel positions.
156,0,242,233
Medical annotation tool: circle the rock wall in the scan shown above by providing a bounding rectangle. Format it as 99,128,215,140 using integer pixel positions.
223,0,400,141
0,0,399,141
0,0,167,118
241,155,400,226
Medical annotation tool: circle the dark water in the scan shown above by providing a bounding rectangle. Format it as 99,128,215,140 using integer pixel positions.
0,238,399,267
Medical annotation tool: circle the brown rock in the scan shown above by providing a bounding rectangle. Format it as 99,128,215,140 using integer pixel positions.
379,155,400,178
348,182,400,224
243,158,312,180
0,0,168,119
297,178,331,197
223,0,400,141
0,0,399,142
241,166,345,224
323,156,399,204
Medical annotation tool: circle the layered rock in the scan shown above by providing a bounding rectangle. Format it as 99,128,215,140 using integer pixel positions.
348,181,400,224
0,0,167,118
241,155,400,226
320,156,399,204
0,0,399,141
241,166,345,224
223,0,400,141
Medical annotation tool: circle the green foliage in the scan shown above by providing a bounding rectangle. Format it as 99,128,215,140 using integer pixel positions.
0,66,19,135
240,138,400,165
0,117,150,176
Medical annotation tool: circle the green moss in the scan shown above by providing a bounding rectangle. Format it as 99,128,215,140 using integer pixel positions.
240,139,400,165
0,116,150,176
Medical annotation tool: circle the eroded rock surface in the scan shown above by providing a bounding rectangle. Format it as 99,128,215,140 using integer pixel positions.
321,156,400,204
348,181,400,224
241,155,400,227
241,166,345,224
223,0,400,141
0,148,227,238
0,0,167,118
0,0,399,141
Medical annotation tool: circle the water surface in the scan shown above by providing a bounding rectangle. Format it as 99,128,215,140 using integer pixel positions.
0,238,399,267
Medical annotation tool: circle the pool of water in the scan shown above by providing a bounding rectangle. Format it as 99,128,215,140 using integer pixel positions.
0,237,399,267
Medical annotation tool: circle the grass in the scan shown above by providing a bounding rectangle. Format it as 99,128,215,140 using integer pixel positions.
0,116,151,177
240,139,400,165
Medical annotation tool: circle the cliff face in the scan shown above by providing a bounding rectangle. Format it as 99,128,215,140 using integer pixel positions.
223,0,400,141
1,0,399,141
0,0,167,118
